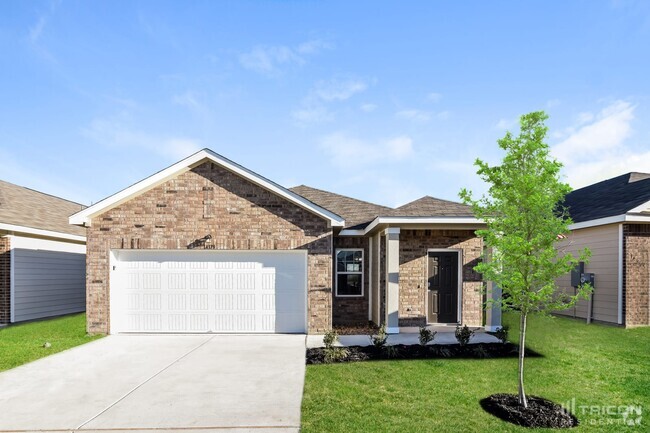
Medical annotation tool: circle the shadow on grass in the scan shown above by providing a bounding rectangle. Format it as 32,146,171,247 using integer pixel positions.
306,342,543,364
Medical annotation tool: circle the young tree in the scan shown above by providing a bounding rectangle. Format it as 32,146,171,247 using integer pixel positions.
460,111,591,408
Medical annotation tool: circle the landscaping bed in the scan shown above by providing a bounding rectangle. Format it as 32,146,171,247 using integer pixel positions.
306,342,540,364
480,393,578,428
332,322,379,335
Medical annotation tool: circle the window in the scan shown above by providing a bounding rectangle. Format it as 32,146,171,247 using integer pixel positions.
336,249,363,297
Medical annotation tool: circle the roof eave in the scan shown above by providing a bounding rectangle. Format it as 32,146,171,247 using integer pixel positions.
338,216,484,236
0,222,86,242
569,213,650,230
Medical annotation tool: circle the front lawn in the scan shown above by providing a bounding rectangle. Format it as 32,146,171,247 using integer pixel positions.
0,313,103,372
301,313,649,432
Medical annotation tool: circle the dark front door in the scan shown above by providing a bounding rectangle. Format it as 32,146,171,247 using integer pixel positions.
427,252,458,323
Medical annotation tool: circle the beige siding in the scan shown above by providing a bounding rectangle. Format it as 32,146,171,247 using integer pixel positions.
556,223,620,324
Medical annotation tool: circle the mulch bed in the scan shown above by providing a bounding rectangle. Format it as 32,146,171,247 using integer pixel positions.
306,342,541,364
480,393,578,428
333,323,379,335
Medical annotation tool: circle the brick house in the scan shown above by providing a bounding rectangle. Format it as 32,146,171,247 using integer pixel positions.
1,180,86,324
71,149,500,335
556,172,650,327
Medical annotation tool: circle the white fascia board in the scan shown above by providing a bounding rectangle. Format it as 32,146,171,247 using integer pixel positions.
363,216,482,234
0,223,86,243
338,216,482,236
569,214,650,230
69,149,345,227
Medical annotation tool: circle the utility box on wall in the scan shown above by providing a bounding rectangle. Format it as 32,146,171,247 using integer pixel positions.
571,262,595,289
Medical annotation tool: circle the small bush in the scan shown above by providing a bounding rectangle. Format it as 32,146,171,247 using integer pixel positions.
494,325,509,343
369,324,388,348
324,346,349,363
418,327,437,346
323,329,339,349
455,324,475,346
383,345,399,358
472,345,489,358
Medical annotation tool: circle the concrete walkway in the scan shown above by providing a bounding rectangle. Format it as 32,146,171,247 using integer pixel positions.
306,327,500,348
0,334,306,433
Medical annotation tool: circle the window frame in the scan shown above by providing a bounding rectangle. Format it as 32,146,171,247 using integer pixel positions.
335,248,364,298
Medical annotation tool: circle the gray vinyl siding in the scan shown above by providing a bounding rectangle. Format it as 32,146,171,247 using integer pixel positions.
13,248,85,322
555,224,620,324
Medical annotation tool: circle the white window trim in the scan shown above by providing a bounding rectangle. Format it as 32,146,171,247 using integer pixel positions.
335,248,364,298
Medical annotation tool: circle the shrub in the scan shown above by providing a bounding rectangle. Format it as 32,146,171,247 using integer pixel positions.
455,324,475,346
324,346,349,363
494,325,509,343
323,329,339,349
369,324,388,348
418,327,437,346
383,345,399,358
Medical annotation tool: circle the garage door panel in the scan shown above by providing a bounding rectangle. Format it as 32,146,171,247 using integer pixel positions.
111,250,306,333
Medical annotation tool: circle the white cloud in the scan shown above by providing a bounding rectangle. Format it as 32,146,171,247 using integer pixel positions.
82,116,202,160
239,39,331,75
396,109,431,123
546,99,561,108
296,39,333,54
29,16,47,43
495,117,517,130
427,92,442,102
360,103,377,112
319,132,414,168
551,100,649,189
291,106,333,124
292,77,369,124
552,100,634,164
313,78,367,101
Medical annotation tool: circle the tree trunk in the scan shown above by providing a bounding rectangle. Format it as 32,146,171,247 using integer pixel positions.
518,312,528,408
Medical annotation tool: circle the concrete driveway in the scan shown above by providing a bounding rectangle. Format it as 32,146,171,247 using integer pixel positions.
0,334,306,433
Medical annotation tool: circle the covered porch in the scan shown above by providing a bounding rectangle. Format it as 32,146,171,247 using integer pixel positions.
333,217,502,334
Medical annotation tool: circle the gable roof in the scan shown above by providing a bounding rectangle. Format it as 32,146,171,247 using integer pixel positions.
70,149,345,227
0,180,87,239
393,196,474,217
290,186,479,231
564,172,650,224
289,185,393,230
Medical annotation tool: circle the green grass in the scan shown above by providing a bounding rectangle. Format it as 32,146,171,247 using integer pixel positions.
302,313,650,432
0,313,103,372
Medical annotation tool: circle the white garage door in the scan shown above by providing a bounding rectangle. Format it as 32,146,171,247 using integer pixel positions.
110,250,307,334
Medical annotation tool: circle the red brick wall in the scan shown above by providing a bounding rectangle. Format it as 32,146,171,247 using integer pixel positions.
623,224,650,326
398,229,483,327
0,236,10,324
332,236,369,326
86,161,333,334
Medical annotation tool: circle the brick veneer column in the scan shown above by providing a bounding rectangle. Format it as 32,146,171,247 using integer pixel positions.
623,224,650,326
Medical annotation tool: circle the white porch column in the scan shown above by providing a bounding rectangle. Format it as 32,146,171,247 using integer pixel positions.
485,280,502,331
384,227,400,334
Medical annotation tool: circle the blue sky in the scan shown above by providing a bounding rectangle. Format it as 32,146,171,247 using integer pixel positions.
1,1,650,207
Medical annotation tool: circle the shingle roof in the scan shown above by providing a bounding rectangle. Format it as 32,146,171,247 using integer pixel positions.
289,185,392,229
393,196,474,217
289,186,473,229
564,172,650,223
0,180,87,237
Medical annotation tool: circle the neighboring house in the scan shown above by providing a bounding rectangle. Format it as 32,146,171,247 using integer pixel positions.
70,149,499,335
557,172,650,327
0,180,87,324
